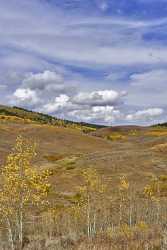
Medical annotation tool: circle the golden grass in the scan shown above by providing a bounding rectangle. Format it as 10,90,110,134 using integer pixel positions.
151,142,167,152
106,133,127,141
44,153,68,162
0,119,167,195
146,128,167,137
0,114,34,124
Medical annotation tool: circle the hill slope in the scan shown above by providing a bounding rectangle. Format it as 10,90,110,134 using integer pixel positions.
0,105,167,249
0,105,167,191
91,125,148,138
0,104,105,132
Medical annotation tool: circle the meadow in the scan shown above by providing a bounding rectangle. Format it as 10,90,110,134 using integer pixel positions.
0,109,167,250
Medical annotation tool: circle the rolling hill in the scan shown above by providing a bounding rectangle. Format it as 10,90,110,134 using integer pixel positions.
0,104,166,188
0,104,105,132
0,105,167,249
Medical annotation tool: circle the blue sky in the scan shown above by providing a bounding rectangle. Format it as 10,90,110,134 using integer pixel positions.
0,0,167,125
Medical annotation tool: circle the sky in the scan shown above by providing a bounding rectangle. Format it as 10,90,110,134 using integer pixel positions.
0,0,167,125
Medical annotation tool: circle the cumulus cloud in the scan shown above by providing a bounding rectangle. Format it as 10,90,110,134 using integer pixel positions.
9,69,125,124
13,88,39,107
40,88,125,123
23,71,63,89
69,106,122,124
126,108,164,121
22,70,76,94
74,90,126,106
11,70,77,107
9,68,165,125
42,94,70,114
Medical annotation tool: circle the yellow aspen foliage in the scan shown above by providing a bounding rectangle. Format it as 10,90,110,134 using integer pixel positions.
81,168,106,194
143,176,160,201
73,168,107,237
76,168,107,212
120,224,134,239
119,175,129,191
0,136,51,211
137,221,149,231
0,135,52,249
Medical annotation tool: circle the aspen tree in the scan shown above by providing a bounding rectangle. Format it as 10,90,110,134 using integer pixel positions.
119,175,129,226
76,168,106,238
0,135,52,250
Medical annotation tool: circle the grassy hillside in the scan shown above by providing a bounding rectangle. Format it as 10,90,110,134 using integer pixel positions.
1,111,167,195
0,104,105,132
0,106,167,249
153,122,167,128
91,125,148,138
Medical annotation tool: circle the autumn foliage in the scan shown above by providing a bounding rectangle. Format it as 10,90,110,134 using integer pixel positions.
0,136,52,250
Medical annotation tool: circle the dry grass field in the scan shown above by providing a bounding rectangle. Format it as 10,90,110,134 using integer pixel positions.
1,118,167,190
0,113,167,250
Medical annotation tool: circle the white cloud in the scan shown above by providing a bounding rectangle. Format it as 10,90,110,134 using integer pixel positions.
74,90,126,106
70,106,122,124
23,70,77,95
126,108,164,121
42,94,70,113
10,68,165,124
38,88,126,123
11,70,127,124
23,71,63,87
10,70,77,108
22,70,65,92
13,88,39,106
